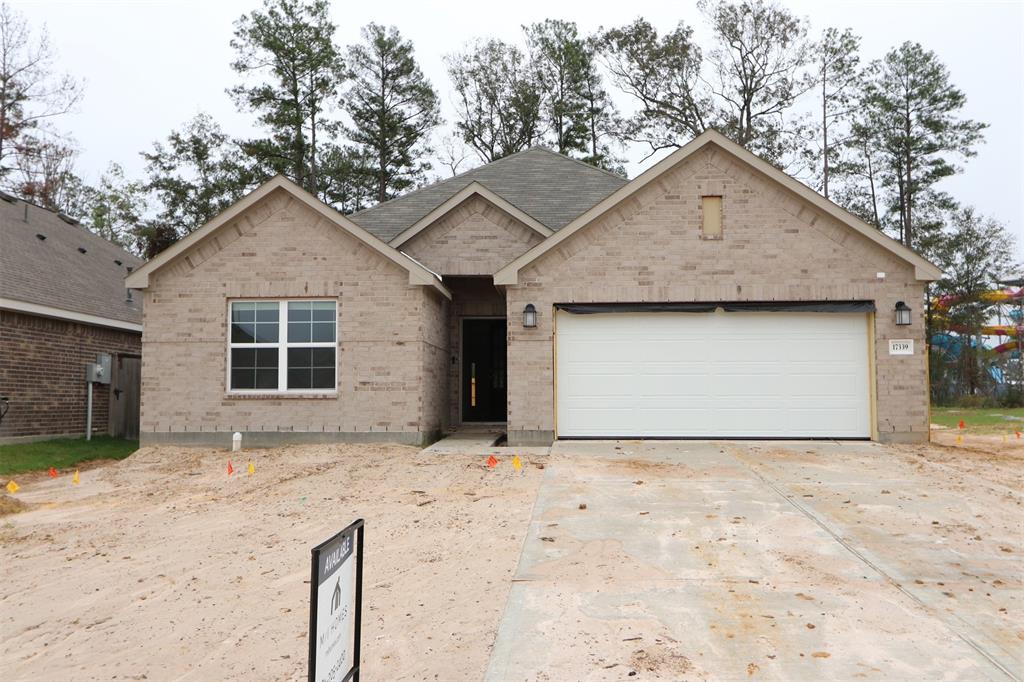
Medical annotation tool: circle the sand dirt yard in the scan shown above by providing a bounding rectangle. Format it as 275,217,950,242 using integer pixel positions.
1,433,1021,681
1,444,544,681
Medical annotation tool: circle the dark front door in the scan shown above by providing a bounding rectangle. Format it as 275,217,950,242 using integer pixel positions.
462,318,507,422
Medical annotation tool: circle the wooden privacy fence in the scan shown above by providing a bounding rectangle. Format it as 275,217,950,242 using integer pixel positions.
109,353,141,440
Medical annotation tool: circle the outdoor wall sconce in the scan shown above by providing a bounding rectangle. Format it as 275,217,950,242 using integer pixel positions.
894,300,912,326
523,303,537,328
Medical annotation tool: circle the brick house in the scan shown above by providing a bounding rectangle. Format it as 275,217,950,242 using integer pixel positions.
125,130,940,447
0,195,143,442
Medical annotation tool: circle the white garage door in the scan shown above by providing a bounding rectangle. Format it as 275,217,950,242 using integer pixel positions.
556,310,870,438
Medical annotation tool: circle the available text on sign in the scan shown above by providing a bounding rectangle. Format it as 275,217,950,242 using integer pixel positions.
308,519,364,682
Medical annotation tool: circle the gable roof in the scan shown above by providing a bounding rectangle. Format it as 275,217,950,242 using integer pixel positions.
0,194,143,330
124,176,451,299
349,147,627,242
388,181,553,247
495,130,943,285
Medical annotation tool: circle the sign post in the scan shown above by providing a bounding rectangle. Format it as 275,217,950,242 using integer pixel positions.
308,519,364,682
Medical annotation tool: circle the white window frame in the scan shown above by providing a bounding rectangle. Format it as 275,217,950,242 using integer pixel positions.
226,299,338,395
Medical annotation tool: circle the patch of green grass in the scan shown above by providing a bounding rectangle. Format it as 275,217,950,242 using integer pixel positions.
0,436,138,476
931,407,1024,434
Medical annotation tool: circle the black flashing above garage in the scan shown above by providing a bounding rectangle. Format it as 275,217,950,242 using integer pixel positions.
555,301,876,314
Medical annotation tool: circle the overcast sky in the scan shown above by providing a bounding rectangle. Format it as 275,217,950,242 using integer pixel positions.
15,0,1024,260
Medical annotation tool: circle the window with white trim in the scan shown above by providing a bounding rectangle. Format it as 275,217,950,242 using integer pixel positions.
228,300,337,392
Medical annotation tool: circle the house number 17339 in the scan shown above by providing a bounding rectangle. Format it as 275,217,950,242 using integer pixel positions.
888,339,913,355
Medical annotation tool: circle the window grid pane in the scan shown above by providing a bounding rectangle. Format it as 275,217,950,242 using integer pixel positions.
232,301,279,343
230,347,280,390
230,300,337,392
287,347,336,389
287,301,335,344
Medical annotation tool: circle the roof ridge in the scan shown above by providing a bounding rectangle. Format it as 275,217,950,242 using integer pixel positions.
456,179,551,232
529,146,630,182
353,145,563,219
354,176,471,219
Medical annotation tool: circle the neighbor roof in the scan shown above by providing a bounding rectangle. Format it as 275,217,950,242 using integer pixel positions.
0,194,143,329
349,147,628,242
496,130,944,284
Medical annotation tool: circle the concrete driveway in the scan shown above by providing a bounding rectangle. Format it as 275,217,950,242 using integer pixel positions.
486,441,1021,681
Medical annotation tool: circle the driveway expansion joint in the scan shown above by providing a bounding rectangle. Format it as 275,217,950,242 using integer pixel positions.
728,448,1020,682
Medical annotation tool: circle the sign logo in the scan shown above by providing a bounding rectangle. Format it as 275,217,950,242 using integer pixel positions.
331,578,342,614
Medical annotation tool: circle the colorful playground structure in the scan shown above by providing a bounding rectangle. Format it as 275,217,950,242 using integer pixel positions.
938,322,1024,355
933,287,1024,310
930,286,1023,391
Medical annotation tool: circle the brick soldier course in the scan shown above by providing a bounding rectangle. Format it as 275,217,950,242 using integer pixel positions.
126,130,940,447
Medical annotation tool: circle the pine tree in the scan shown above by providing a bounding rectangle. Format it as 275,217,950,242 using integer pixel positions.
859,42,986,249
344,23,440,203
524,20,589,156
814,28,861,199
229,0,345,193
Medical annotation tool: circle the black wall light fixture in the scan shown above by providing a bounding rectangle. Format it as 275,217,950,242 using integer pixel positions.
523,303,537,328
894,300,912,326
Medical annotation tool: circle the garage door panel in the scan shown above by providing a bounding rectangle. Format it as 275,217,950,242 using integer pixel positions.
716,374,786,395
635,374,715,396
556,311,870,438
785,374,862,396
633,409,717,431
635,397,717,412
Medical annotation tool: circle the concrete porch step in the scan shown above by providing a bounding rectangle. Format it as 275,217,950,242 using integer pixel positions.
421,431,504,455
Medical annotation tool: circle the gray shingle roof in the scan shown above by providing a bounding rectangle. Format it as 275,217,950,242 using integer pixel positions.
0,195,143,326
349,147,628,242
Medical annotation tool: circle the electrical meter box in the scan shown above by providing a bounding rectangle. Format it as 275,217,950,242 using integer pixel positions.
86,353,112,384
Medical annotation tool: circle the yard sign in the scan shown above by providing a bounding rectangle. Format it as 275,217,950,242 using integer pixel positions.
308,519,364,682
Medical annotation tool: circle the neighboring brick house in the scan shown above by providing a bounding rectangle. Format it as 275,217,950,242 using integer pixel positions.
0,195,143,442
126,130,940,447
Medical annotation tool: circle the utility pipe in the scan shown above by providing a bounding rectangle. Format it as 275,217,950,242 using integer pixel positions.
86,380,93,441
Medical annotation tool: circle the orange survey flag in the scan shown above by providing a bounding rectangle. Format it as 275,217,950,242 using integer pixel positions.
486,454,498,468
48,467,58,478
227,460,235,475
958,419,965,429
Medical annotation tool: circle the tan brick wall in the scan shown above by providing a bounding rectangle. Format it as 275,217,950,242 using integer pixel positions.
140,189,446,443
505,145,928,444
420,286,450,434
402,195,545,276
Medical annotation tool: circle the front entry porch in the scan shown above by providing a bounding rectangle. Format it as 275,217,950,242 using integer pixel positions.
444,277,508,430
461,318,507,423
